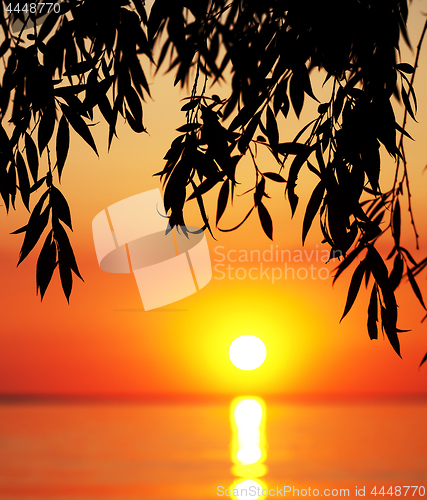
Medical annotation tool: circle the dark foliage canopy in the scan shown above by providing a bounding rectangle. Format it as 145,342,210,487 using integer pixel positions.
1,0,427,365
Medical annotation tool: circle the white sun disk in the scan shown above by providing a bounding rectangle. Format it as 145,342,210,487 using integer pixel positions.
229,335,267,370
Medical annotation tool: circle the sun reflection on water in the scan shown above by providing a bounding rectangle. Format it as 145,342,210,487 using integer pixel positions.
229,396,268,498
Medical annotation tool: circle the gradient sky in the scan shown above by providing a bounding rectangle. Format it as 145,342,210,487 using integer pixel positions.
1,1,427,398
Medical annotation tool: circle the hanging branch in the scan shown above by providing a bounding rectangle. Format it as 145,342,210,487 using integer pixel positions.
393,18,427,249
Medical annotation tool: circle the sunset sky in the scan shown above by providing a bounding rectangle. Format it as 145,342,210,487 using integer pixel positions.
1,0,427,399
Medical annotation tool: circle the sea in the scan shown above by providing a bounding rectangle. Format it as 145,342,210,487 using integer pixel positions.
0,398,426,500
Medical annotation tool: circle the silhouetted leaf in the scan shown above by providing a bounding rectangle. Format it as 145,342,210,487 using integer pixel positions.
341,258,366,321
402,87,416,121
264,172,286,183
125,85,143,126
280,93,290,118
290,72,304,118
36,230,58,300
266,106,279,147
61,104,98,155
286,144,315,216
51,185,72,230
407,267,427,310
276,142,311,156
228,94,265,131
401,247,417,266
254,178,266,206
7,164,16,209
24,133,39,182
389,254,403,291
301,66,319,102
98,94,113,125
38,103,56,155
307,160,321,178
218,207,255,232
17,205,50,265
403,76,418,113
367,283,378,340
238,111,261,154
187,172,224,201
56,115,70,181
176,123,201,133
216,180,229,225
0,38,10,58
302,181,324,245
130,54,151,96
366,246,400,354
367,245,389,288
258,202,273,240
125,109,146,133
395,121,414,140
181,98,200,111
16,152,30,211
333,244,365,283
10,224,28,235
59,255,73,302
380,305,401,357
189,178,214,238
396,63,414,74
64,60,95,76
53,219,83,281
133,0,148,24
29,176,46,193
392,198,401,247
420,352,427,369
333,86,345,120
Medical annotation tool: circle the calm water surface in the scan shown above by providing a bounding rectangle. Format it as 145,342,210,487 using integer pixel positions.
0,401,426,500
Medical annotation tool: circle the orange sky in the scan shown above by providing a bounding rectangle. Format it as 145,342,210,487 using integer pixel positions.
1,1,427,398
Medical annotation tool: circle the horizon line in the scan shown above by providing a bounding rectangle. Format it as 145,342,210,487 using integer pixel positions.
1,392,427,405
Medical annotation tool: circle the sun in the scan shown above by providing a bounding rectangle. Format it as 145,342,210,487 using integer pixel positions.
229,335,267,370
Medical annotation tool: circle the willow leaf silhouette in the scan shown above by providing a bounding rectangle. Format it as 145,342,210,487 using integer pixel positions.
367,283,379,340
36,230,58,300
56,115,70,181
15,151,30,211
51,186,72,230
60,104,98,155
24,133,39,183
216,180,229,225
302,181,325,245
264,172,286,183
407,267,427,310
258,203,273,241
17,206,50,266
341,258,367,322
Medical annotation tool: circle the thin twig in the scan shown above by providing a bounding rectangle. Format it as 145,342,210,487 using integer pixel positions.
393,18,427,249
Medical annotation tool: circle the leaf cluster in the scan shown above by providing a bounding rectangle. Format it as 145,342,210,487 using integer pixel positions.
0,0,151,299
151,0,427,362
